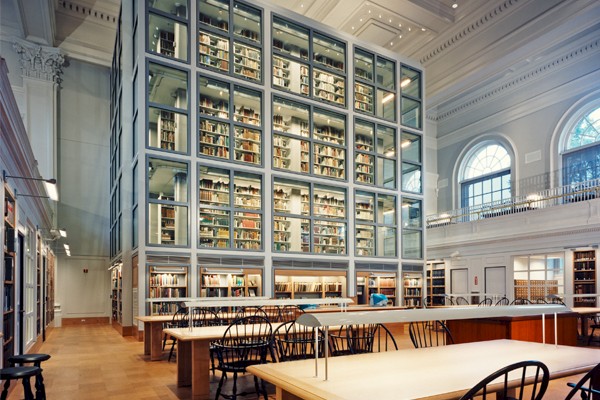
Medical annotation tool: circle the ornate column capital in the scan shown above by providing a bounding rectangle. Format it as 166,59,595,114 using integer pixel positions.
12,38,65,84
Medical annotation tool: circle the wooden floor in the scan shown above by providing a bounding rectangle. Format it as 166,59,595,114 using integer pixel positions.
5,323,592,399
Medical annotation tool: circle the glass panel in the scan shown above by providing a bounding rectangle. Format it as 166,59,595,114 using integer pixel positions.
233,172,261,210
199,166,229,207
274,216,309,252
355,83,374,114
378,226,397,257
356,225,374,256
199,119,229,159
313,109,345,145
272,55,309,96
377,89,396,121
314,220,346,254
273,134,309,173
272,17,309,60
402,163,422,193
149,107,188,152
355,191,375,221
149,13,188,61
148,62,188,109
149,204,188,245
233,2,261,43
233,87,261,126
401,230,421,259
314,185,346,219
401,198,421,228
148,0,188,18
313,33,345,72
514,256,529,272
234,211,261,250
313,68,345,106
401,66,421,99
377,126,395,157
356,153,374,184
234,127,261,165
355,49,374,82
355,120,374,151
530,255,546,271
199,76,229,119
199,208,230,248
401,97,421,129
234,42,261,81
313,144,345,179
378,194,396,225
273,178,310,216
376,57,395,90
378,157,396,189
148,158,188,202
199,31,229,71
198,0,229,32
273,96,310,137
401,131,421,163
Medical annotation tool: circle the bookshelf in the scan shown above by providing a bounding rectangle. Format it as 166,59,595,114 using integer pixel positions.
357,272,397,305
313,220,346,255
233,42,261,81
158,30,175,57
234,127,261,165
355,225,374,256
158,110,176,151
199,31,230,72
199,119,229,159
200,268,262,297
160,202,176,245
313,69,345,106
199,209,230,248
403,272,423,308
426,262,446,306
111,265,122,325
573,250,596,307
274,271,345,299
148,266,189,315
3,186,15,366
272,55,309,95
355,82,374,114
313,144,345,179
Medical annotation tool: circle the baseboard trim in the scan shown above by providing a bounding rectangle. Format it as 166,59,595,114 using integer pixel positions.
62,317,110,326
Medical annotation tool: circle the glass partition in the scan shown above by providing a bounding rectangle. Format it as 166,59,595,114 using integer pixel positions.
148,62,188,109
148,13,188,61
313,33,345,72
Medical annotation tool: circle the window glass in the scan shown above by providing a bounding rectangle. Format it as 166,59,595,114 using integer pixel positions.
355,191,375,222
401,66,421,99
355,82,374,114
377,194,396,225
313,33,345,72
355,49,374,82
199,76,229,119
272,17,309,60
234,42,261,81
401,198,421,229
313,68,345,106
401,97,421,129
401,131,421,163
402,163,422,193
198,0,229,32
377,89,396,121
148,0,188,18
273,178,310,216
313,185,346,219
148,13,188,61
148,62,188,109
233,87,261,126
379,226,397,257
233,2,261,43
313,109,345,145
272,55,309,96
199,31,229,72
273,97,309,137
148,106,188,153
376,57,395,90
199,166,229,207
402,230,422,259
148,158,188,202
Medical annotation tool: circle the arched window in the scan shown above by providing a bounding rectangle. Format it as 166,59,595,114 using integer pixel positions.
460,143,511,208
562,106,600,185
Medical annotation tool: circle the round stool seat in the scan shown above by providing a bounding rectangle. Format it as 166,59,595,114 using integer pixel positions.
9,353,51,364
0,366,40,379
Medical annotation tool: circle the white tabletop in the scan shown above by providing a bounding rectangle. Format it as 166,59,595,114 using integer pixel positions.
248,339,600,400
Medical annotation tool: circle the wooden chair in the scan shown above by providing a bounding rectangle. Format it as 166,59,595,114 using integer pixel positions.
495,296,510,306
213,315,273,400
408,320,454,348
459,360,549,400
478,298,493,306
273,320,323,362
565,362,600,400
163,306,189,362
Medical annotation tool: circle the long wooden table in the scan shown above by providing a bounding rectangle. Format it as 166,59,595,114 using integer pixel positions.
248,339,600,400
135,315,172,361
572,306,600,340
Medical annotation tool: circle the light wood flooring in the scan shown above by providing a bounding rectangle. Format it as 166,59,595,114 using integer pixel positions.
5,323,593,399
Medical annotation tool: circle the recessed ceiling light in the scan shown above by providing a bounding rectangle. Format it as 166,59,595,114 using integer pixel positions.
399,35,402,39
452,3,458,9
351,26,355,30
360,18,363,22
390,42,393,46
421,28,426,31
368,9,371,14
389,18,392,23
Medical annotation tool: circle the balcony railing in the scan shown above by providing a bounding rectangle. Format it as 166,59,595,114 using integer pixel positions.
426,178,600,228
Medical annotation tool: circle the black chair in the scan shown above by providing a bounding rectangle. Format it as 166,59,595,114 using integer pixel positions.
273,320,323,362
408,320,454,348
235,306,269,320
455,296,470,305
459,360,549,400
8,353,50,400
163,306,189,362
478,298,493,307
213,315,273,400
0,366,41,400
511,298,532,305
191,307,222,327
547,294,566,305
329,324,398,356
495,296,510,306
279,305,305,322
533,298,548,304
565,362,600,400
588,316,600,345
258,305,283,322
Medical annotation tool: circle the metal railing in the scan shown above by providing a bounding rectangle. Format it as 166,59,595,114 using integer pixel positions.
427,178,600,228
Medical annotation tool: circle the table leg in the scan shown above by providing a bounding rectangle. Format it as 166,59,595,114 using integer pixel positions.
276,387,304,400
150,322,164,361
177,340,192,387
191,339,210,400
143,322,151,355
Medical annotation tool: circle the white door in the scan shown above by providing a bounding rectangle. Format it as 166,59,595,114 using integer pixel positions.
485,266,506,301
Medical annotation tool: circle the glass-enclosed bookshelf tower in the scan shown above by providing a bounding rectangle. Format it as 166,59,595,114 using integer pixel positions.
109,0,426,333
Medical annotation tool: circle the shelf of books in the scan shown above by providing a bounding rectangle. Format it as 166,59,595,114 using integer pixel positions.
147,265,189,315
573,250,596,307
199,119,229,159
357,272,397,305
272,55,309,95
200,268,262,297
160,203,176,245
3,186,16,366
111,265,122,324
158,110,176,151
403,272,423,308
356,225,374,256
426,262,446,306
199,31,230,72
274,270,346,299
355,82,374,114
313,69,345,106
233,42,261,81
158,30,175,58
234,127,261,165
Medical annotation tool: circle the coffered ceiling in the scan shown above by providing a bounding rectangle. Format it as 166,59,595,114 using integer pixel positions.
2,0,599,127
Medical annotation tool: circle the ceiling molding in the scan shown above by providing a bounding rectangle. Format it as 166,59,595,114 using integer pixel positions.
428,36,600,123
54,0,119,25
419,0,521,65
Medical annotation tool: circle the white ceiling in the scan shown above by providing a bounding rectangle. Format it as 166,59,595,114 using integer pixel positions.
2,0,599,128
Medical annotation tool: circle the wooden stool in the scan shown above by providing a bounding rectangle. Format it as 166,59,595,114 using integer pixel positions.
8,354,51,400
0,366,40,400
